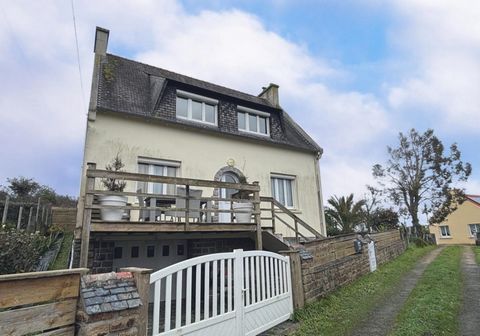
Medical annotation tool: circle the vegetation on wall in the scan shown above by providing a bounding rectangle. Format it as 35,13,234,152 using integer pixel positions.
1,176,76,206
325,192,399,236
0,228,50,274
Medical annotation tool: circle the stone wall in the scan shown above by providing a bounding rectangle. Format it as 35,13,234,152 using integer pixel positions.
300,230,405,304
89,240,115,274
76,269,151,336
188,237,255,258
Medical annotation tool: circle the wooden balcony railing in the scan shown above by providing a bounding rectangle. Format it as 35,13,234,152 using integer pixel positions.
79,163,263,267
260,196,324,242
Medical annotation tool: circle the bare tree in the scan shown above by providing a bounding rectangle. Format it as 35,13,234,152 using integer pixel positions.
373,129,471,233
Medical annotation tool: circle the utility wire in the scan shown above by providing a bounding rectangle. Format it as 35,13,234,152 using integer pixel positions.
70,0,87,112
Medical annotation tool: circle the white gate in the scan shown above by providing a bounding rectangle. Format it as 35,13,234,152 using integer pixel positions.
150,249,293,336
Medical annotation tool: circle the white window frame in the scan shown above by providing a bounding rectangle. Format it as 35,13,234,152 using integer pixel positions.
439,225,451,238
468,223,480,237
270,173,296,209
237,105,270,136
176,90,218,126
137,157,180,194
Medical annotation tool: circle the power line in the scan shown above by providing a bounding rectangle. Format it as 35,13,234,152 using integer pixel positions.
70,0,87,112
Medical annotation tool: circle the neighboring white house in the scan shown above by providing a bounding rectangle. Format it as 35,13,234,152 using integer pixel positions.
73,27,326,274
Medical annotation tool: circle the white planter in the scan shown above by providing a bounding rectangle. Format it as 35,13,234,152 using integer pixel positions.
232,202,254,223
99,195,128,221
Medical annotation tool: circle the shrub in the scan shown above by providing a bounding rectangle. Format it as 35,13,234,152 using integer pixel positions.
410,237,430,247
0,228,49,274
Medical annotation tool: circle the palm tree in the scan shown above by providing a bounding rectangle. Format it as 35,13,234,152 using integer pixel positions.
325,194,366,235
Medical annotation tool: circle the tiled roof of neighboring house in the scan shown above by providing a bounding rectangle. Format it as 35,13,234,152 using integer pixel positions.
467,195,480,206
80,272,141,315
96,53,322,153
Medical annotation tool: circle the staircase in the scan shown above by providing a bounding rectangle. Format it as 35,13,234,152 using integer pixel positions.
260,197,324,252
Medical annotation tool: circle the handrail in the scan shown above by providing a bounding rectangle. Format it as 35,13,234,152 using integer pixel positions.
260,196,323,238
87,169,260,191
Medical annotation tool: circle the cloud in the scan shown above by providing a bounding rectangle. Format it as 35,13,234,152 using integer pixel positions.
386,0,480,134
321,155,377,200
0,0,389,198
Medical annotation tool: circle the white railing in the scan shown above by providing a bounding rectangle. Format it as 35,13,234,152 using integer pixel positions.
150,249,292,336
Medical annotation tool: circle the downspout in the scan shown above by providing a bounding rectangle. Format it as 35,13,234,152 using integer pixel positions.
314,151,326,236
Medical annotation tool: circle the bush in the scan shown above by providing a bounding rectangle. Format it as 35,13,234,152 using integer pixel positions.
410,237,430,247
0,228,50,274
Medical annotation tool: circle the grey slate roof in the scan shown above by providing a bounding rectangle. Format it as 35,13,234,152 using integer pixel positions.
80,272,141,315
96,53,322,153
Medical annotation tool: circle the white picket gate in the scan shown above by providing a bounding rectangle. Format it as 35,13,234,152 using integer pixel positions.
150,249,293,336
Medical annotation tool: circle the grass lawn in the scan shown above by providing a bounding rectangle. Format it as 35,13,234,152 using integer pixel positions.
49,232,74,270
292,245,435,336
389,246,462,336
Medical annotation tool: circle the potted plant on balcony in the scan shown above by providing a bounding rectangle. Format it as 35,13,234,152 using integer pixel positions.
231,176,254,223
99,155,128,221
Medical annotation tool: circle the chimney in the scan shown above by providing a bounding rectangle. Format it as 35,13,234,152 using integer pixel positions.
259,83,280,108
94,27,109,55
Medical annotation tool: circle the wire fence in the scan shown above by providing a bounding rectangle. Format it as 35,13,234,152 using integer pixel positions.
0,196,53,233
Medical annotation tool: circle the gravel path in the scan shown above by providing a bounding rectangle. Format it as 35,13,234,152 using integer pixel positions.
459,246,480,336
349,247,444,336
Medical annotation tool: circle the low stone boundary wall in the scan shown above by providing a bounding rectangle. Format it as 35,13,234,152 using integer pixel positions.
286,230,406,307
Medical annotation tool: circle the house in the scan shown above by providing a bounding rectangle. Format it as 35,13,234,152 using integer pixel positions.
73,27,326,274
430,195,480,245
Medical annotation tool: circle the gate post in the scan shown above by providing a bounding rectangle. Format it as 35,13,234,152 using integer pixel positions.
233,249,245,336
120,267,153,336
280,250,305,309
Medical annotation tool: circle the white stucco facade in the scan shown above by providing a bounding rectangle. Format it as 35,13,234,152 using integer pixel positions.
77,112,326,237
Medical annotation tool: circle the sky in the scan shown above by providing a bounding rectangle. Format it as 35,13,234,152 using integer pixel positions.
0,0,479,206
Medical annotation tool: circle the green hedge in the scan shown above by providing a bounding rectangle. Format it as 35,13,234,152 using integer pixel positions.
0,228,50,274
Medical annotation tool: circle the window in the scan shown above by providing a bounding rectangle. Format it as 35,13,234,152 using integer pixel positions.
162,245,170,257
440,225,451,238
176,90,218,125
131,246,139,258
137,158,180,195
177,244,185,256
468,224,480,237
237,106,270,136
114,247,123,259
147,245,155,258
271,175,295,208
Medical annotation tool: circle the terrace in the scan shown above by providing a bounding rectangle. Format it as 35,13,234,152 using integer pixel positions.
78,163,323,267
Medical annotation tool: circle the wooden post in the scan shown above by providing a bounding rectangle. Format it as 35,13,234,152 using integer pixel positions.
34,198,41,232
120,267,153,336
271,200,276,233
16,206,23,231
280,250,305,309
1,196,9,224
45,207,51,229
185,185,190,231
294,220,299,243
253,182,262,250
26,207,34,233
40,205,46,231
80,163,96,268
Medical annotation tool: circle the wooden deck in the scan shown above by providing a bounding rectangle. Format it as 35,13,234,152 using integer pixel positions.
90,220,257,233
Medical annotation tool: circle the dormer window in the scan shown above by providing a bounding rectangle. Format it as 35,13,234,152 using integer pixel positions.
176,90,218,126
237,106,270,136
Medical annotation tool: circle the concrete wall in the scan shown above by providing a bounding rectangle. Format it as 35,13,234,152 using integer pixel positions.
300,230,405,304
430,199,480,245
77,112,325,237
